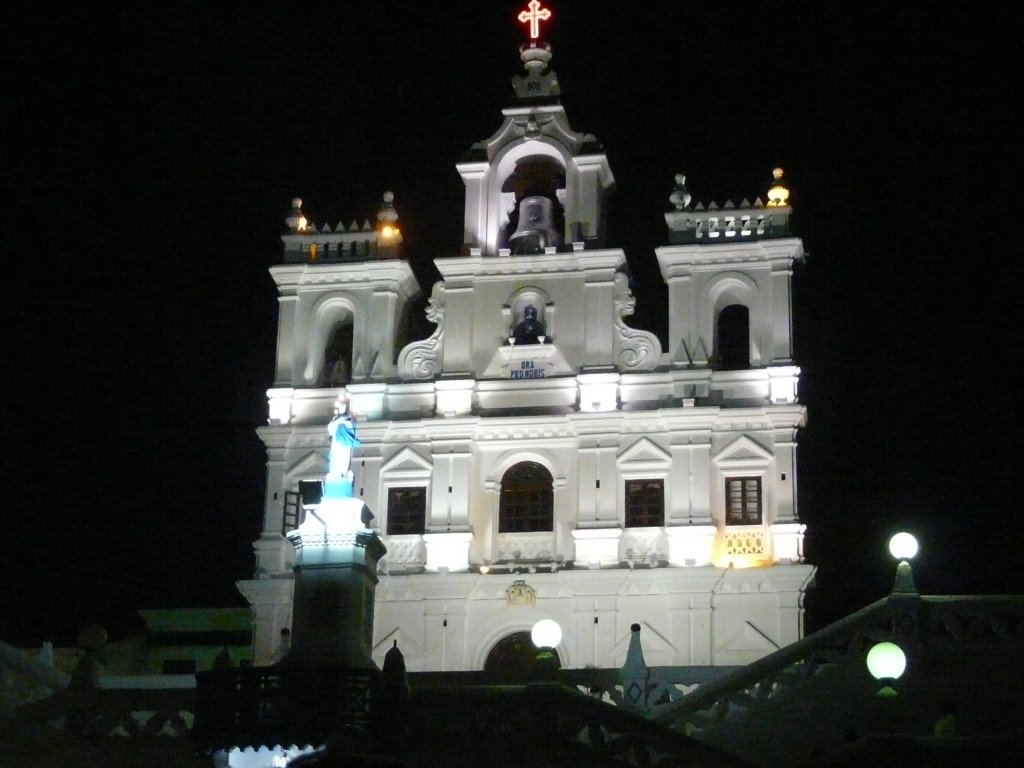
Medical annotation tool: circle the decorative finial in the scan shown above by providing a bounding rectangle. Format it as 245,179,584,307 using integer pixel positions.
377,191,398,225
669,173,692,211
766,167,790,207
285,197,310,232
518,0,552,40
377,191,401,242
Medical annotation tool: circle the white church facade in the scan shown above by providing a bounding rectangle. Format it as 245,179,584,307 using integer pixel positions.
237,15,814,674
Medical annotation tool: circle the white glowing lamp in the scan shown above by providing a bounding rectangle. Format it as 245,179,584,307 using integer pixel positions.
866,641,907,682
888,532,919,560
531,618,562,650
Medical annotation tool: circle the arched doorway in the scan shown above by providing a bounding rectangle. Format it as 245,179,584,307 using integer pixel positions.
483,631,561,681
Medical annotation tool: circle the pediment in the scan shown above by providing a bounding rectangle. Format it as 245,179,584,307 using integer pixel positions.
617,437,671,468
717,621,780,654
381,446,433,476
481,108,583,161
713,435,773,465
610,621,677,656
373,626,426,661
287,451,327,480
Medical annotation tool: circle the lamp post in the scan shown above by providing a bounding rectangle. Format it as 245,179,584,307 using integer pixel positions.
866,641,907,698
888,531,918,594
865,640,908,740
531,619,562,681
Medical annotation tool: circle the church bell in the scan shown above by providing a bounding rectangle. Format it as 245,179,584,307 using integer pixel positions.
509,195,560,254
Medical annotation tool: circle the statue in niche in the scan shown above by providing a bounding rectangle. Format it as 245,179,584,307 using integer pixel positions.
512,304,545,345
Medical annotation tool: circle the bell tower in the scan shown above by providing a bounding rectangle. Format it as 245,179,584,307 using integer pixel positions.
455,26,614,257
238,193,420,665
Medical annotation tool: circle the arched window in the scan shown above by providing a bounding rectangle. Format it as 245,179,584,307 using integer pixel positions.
321,323,353,386
499,462,553,532
715,304,750,370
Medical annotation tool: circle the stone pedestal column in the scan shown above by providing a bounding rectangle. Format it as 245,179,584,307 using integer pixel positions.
283,497,386,669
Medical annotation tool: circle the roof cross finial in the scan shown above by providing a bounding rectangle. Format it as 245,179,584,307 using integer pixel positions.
518,0,551,40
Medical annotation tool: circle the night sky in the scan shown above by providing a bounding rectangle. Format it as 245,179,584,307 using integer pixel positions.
4,3,1018,646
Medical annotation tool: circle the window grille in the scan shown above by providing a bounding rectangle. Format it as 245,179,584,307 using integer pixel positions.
499,462,554,533
725,477,762,525
387,487,427,535
625,479,664,527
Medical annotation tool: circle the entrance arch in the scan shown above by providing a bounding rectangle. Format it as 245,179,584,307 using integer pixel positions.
483,631,561,680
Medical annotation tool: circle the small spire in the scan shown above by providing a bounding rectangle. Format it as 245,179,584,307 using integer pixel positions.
618,622,651,714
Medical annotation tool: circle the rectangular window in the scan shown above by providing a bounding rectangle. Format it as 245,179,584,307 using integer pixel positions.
386,487,427,535
625,479,664,527
725,477,762,525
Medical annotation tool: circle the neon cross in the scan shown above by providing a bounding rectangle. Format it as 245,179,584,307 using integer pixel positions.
518,0,551,40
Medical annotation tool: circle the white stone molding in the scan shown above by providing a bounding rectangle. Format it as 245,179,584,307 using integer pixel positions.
434,379,474,417
423,531,473,572
345,383,386,421
613,272,661,371
665,525,717,566
380,534,427,571
621,527,665,565
571,527,623,566
578,372,619,412
266,387,295,425
769,522,806,564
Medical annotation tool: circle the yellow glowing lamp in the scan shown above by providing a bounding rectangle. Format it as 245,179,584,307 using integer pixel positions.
381,225,398,239
767,167,790,207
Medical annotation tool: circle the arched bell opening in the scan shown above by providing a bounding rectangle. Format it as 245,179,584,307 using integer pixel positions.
500,156,566,254
714,304,751,371
320,322,354,386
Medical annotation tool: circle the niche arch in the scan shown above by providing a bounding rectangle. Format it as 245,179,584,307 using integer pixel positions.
303,295,359,385
504,285,555,344
704,272,762,369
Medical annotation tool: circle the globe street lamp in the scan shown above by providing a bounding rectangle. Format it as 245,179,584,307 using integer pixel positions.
866,641,907,698
888,532,918,594
531,619,562,680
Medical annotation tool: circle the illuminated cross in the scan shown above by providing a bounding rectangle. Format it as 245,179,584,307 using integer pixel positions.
518,0,551,40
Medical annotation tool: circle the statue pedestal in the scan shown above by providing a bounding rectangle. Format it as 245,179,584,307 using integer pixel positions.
284,497,386,668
